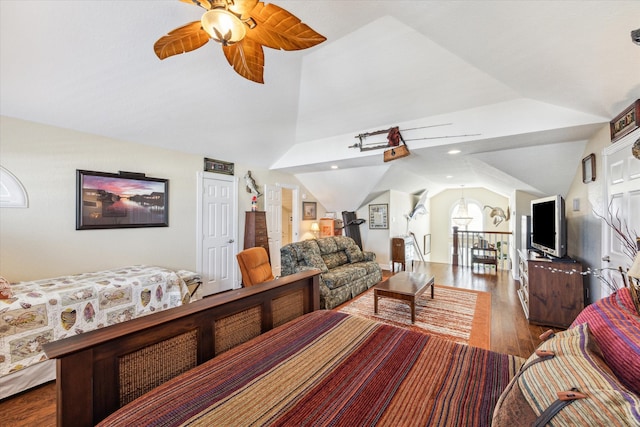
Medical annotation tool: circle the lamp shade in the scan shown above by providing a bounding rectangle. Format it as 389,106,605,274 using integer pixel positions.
310,222,320,232
201,9,246,45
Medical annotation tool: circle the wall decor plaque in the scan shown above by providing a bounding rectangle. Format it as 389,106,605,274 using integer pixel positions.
204,158,234,175
610,99,640,143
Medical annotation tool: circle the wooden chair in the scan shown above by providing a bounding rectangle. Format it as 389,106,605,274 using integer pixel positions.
236,247,274,286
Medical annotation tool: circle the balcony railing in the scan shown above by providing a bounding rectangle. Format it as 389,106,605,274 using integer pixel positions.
452,226,512,271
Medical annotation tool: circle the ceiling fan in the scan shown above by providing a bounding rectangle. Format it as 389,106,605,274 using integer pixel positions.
154,0,326,83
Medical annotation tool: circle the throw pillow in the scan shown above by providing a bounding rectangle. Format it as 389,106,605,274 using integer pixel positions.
0,276,12,299
571,287,640,395
492,323,640,426
345,245,364,263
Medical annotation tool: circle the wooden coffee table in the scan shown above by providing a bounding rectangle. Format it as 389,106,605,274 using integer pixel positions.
374,272,435,323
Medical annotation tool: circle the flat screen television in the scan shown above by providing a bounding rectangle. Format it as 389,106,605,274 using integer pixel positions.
531,195,567,258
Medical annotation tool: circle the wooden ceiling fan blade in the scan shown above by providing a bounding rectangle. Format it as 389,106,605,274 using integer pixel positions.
247,2,326,51
179,0,213,10
222,39,265,83
154,21,210,60
228,0,259,19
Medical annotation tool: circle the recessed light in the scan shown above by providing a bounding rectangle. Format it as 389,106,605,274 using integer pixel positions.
448,149,461,155
330,165,338,169
446,175,453,179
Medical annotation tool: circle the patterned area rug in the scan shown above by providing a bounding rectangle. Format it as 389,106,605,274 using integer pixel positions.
337,284,491,349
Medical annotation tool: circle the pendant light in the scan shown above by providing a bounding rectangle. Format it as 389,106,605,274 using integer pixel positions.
452,185,473,226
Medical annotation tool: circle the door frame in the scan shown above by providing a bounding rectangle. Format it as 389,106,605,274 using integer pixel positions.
278,183,300,242
196,171,239,288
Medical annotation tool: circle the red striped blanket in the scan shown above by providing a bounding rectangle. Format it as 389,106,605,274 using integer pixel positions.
99,311,523,426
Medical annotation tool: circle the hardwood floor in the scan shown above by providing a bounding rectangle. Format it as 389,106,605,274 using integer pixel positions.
0,263,558,426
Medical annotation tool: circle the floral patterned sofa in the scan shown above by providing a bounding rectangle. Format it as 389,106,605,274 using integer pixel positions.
280,236,382,309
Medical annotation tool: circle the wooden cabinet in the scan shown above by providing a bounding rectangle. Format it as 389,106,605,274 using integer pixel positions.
319,218,343,237
391,236,413,271
244,211,269,259
517,249,585,328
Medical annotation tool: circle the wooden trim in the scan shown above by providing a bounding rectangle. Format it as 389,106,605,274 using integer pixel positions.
43,270,320,427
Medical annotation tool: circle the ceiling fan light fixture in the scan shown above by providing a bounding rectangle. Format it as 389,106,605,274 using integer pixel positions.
201,9,246,45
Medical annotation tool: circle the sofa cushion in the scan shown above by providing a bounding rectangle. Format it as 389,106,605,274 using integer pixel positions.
492,323,640,426
316,237,338,255
570,287,640,394
301,240,328,273
333,236,353,251
321,265,368,290
345,245,364,263
322,252,349,270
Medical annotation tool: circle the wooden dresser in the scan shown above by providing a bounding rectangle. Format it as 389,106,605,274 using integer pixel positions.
244,211,269,259
517,249,585,328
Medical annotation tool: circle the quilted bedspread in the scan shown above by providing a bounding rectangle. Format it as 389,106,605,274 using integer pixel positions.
99,310,524,427
0,265,195,377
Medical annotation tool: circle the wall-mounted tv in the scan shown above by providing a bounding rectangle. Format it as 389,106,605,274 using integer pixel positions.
531,195,567,258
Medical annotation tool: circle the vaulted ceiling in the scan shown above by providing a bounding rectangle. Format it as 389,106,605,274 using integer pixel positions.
2,1,639,212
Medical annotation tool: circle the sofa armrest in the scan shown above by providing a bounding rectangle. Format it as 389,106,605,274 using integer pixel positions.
362,251,376,262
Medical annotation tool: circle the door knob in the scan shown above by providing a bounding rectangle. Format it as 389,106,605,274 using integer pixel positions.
602,256,610,262
228,239,234,243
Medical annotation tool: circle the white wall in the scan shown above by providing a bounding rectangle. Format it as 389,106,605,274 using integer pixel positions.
565,124,610,303
0,116,317,282
1,116,201,281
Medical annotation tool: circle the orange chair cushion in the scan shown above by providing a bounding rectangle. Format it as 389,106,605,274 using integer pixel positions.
236,247,274,286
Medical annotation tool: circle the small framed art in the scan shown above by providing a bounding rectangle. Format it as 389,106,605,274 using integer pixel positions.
424,234,431,255
76,170,169,230
303,201,317,220
582,153,595,183
369,204,388,229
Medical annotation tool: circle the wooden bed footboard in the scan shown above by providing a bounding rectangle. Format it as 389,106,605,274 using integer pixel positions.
43,270,320,427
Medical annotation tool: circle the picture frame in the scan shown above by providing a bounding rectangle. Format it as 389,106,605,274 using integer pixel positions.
76,169,169,230
610,99,640,143
582,153,596,183
369,203,388,229
424,234,431,255
302,201,317,220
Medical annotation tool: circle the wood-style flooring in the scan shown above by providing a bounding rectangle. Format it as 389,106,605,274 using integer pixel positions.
0,262,559,427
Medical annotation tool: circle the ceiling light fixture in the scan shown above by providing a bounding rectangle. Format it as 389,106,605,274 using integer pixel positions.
448,149,461,155
452,185,473,227
154,0,326,83
200,8,247,45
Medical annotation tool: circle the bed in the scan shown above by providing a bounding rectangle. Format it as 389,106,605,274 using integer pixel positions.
98,310,522,426
44,273,640,426
0,265,200,399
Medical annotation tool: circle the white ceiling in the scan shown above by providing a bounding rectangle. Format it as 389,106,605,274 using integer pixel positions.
2,1,639,212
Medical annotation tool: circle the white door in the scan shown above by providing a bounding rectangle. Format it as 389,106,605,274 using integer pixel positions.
197,172,238,296
601,130,640,298
265,184,282,276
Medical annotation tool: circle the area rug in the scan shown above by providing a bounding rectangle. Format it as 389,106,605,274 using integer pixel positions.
336,284,491,349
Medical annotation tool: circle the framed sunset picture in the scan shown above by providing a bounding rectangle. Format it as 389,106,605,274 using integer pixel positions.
76,169,168,230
